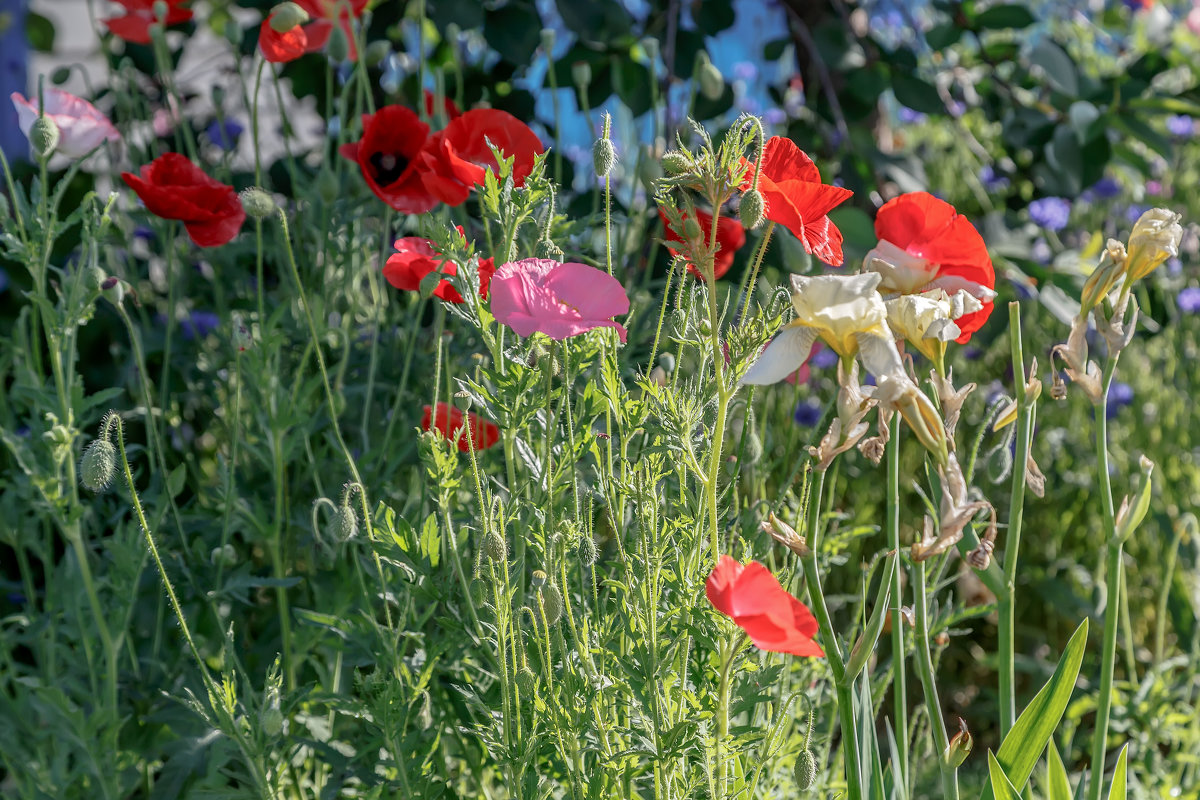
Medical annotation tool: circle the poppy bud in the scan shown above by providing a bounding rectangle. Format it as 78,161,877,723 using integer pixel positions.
571,61,592,89
365,40,391,67
260,686,284,737
85,265,108,293
662,150,693,175
210,543,238,568
697,315,713,337
101,276,125,306
29,116,60,157
536,238,564,260
269,2,309,33
593,137,617,178
327,24,350,62
658,352,676,374
80,439,117,492
224,20,244,47
540,28,556,53
531,569,548,589
540,583,563,625
682,215,703,242
51,66,72,85
240,187,277,219
697,55,725,101
649,365,668,387
794,749,818,790
577,533,598,566
744,431,763,465
484,531,506,562
740,188,765,230
516,666,537,697
330,505,358,542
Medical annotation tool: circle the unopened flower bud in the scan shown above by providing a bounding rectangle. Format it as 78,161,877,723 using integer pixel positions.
326,24,350,62
1124,208,1183,284
943,718,973,768
85,265,108,292
80,438,117,492
239,187,276,219
577,533,598,566
260,687,284,737
29,116,60,157
662,150,693,176
483,531,506,562
531,569,547,589
540,28,556,53
682,215,703,242
270,2,309,32
210,543,238,568
697,56,725,101
794,749,818,790
536,238,564,260
593,136,617,178
658,352,676,374
649,365,668,387
101,276,125,306
330,505,358,541
516,666,537,697
571,61,592,88
224,20,244,46
364,40,391,66
540,583,563,624
152,0,169,22
740,188,765,229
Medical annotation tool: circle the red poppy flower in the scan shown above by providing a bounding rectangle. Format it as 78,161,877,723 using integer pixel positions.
660,208,747,280
741,136,853,266
293,0,368,59
422,402,500,452
258,14,310,63
417,109,544,207
103,0,193,44
339,105,439,214
121,153,245,247
706,555,824,657
384,228,495,304
870,191,995,342
424,90,462,121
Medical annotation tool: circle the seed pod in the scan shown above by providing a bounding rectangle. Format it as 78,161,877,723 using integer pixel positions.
540,28,556,53
269,2,309,32
740,188,765,230
30,116,60,157
593,137,617,178
484,531,506,562
330,505,358,542
540,583,563,625
239,187,276,219
794,749,818,790
80,439,117,493
531,569,548,589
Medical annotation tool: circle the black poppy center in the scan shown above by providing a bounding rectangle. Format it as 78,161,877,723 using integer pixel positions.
368,151,409,186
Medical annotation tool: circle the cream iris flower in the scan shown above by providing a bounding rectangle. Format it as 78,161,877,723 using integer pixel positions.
885,289,983,373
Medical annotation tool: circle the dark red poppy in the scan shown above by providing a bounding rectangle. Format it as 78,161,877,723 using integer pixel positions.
384,229,495,304
422,402,500,452
121,153,245,247
706,555,824,657
103,0,193,44
339,105,439,214
424,90,462,122
741,136,853,266
873,191,994,342
660,208,747,280
417,109,544,207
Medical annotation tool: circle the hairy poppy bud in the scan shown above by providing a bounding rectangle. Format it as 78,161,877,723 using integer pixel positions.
571,61,592,88
794,749,818,790
80,439,117,492
29,116,60,157
531,569,547,589
540,583,563,624
744,431,763,465
682,215,703,242
152,0,169,21
224,19,244,46
85,265,108,293
326,24,350,62
536,238,564,260
697,55,725,101
662,150,693,175
240,187,276,219
330,505,358,542
593,137,617,178
516,666,537,697
260,686,284,737
658,352,676,374
269,2,309,32
51,66,72,85
484,531,506,562
740,188,765,230
364,40,391,67
577,533,598,566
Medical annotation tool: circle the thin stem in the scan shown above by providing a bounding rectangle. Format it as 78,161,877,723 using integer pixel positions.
913,559,959,800
703,204,731,564
739,221,775,323
886,428,908,786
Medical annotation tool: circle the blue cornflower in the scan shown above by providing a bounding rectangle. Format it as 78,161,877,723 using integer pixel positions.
1106,381,1134,419
793,399,822,428
205,118,244,151
1028,197,1071,231
1125,204,1150,223
180,310,221,341
1087,176,1121,199
1167,115,1194,138
1178,287,1200,313
979,165,1009,192
811,346,839,369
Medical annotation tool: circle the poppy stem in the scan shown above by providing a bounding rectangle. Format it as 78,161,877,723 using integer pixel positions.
738,221,774,323
886,426,909,789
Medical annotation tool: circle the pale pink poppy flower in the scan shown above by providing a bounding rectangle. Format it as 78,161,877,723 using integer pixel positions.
490,259,630,342
1189,4,1200,35
10,88,121,159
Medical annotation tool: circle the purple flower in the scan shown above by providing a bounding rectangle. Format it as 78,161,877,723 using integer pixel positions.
763,108,787,127
1178,286,1200,313
1125,204,1150,223
732,61,758,82
1031,238,1052,265
1028,197,1071,231
811,346,839,369
793,399,822,427
979,165,1009,192
897,106,926,124
205,118,243,151
1087,176,1121,199
1105,381,1134,419
1168,257,1183,275
180,310,221,340
1167,115,1194,138
1146,180,1163,196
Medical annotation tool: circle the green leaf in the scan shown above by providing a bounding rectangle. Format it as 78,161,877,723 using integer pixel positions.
980,617,1089,800
1115,458,1154,543
167,464,187,499
1029,40,1078,97
26,12,56,53
1106,744,1128,800
892,72,943,115
1044,740,1073,800
988,751,1022,800
975,4,1037,29
421,512,441,568
845,553,897,682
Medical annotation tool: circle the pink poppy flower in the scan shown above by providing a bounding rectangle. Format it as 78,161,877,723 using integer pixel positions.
489,259,630,342
10,89,121,159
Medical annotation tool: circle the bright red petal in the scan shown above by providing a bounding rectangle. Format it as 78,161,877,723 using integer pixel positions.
874,192,958,252
103,14,154,44
706,555,745,618
259,17,308,63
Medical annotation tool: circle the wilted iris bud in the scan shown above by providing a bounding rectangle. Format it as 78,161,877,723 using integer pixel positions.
1079,239,1127,315
270,2,309,32
1124,208,1183,284
942,718,973,768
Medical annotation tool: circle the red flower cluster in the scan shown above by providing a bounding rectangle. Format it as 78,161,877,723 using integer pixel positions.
660,208,747,280
121,154,245,247
340,104,543,214
706,555,824,657
422,402,500,452
384,228,495,304
741,136,853,265
873,191,995,341
103,0,193,44
259,0,368,63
